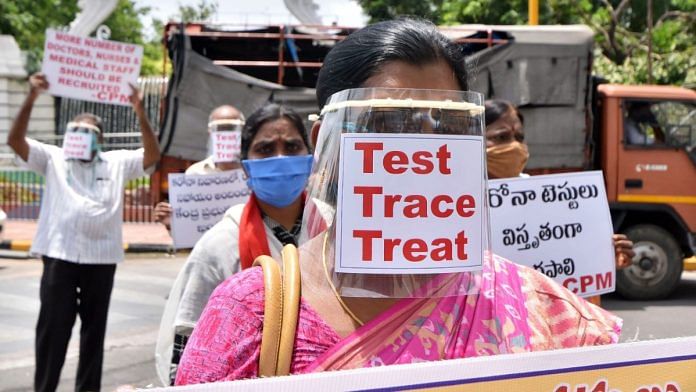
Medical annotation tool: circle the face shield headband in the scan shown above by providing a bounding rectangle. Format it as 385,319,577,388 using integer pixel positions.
66,121,102,135
298,88,492,299
208,118,245,133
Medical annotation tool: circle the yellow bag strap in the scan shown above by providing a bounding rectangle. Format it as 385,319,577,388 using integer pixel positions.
252,244,301,377
276,244,301,375
252,255,282,377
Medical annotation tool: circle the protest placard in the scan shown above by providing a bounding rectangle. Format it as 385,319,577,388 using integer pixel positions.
335,134,484,274
489,171,615,297
145,336,696,391
41,29,143,106
62,132,93,160
168,170,250,249
210,131,241,163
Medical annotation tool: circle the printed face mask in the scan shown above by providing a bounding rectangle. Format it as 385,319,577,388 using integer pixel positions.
242,155,313,207
209,131,242,163
208,119,244,163
486,141,529,179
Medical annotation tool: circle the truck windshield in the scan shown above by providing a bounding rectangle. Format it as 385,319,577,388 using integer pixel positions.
624,99,696,150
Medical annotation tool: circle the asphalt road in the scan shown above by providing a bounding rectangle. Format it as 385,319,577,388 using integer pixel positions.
0,253,186,392
0,255,694,391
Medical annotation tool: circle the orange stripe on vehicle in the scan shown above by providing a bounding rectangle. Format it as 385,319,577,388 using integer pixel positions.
618,194,696,205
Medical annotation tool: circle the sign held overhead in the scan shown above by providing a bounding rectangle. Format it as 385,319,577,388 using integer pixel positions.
41,29,143,106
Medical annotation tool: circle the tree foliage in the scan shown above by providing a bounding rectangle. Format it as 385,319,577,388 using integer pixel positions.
0,0,79,72
177,0,218,23
0,0,219,76
357,0,696,86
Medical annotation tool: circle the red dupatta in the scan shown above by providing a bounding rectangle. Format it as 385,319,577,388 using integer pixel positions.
238,194,271,270
239,192,313,269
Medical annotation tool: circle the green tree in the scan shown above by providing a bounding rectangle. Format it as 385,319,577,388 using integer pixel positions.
0,0,79,73
357,0,696,85
138,0,219,76
177,0,218,22
102,0,149,45
357,0,443,22
0,0,153,74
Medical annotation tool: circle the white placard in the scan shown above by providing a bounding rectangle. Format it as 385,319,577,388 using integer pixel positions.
144,336,696,391
210,131,241,163
168,170,250,249
336,134,484,274
41,29,143,106
62,132,93,160
489,171,615,297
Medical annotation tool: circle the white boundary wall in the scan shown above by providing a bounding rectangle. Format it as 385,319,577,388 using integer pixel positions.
0,35,55,162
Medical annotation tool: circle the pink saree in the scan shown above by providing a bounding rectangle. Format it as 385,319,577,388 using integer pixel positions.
175,253,621,385
305,254,534,372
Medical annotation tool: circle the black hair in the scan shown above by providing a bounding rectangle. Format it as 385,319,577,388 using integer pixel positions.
72,112,104,133
241,103,311,159
316,18,468,108
484,99,524,127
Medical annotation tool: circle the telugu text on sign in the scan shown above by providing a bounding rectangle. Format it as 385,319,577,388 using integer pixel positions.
489,171,615,297
168,170,250,249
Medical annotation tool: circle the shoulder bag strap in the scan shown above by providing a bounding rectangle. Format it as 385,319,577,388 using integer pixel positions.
253,244,302,377
276,244,301,375
252,255,283,377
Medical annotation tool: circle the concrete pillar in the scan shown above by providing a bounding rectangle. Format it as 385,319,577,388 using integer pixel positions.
0,35,55,163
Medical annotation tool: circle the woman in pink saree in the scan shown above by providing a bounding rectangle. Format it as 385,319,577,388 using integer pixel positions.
175,18,621,385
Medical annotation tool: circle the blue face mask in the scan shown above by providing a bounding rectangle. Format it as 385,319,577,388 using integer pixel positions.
242,155,313,207
90,132,102,154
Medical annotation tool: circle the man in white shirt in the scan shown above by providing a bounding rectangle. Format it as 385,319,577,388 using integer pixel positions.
153,105,245,230
7,72,161,392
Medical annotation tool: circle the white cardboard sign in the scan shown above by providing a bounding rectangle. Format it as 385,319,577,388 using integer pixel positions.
335,134,484,274
168,170,250,249
210,131,241,163
144,336,696,391
41,29,143,106
489,171,615,297
62,132,93,160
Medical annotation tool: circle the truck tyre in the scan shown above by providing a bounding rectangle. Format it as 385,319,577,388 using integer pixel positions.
616,224,683,300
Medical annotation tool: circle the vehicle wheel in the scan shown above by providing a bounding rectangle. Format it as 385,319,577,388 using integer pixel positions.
616,224,683,300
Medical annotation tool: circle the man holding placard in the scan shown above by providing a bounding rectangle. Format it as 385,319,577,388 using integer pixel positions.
153,105,246,231
7,72,160,392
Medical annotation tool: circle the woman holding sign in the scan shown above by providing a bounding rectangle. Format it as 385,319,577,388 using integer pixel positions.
176,19,622,385
155,104,312,385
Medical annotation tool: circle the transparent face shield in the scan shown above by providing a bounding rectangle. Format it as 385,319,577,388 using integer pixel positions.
63,122,101,160
207,118,244,163
299,88,491,299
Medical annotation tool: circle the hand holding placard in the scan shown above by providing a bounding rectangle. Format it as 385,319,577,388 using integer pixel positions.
28,73,50,98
